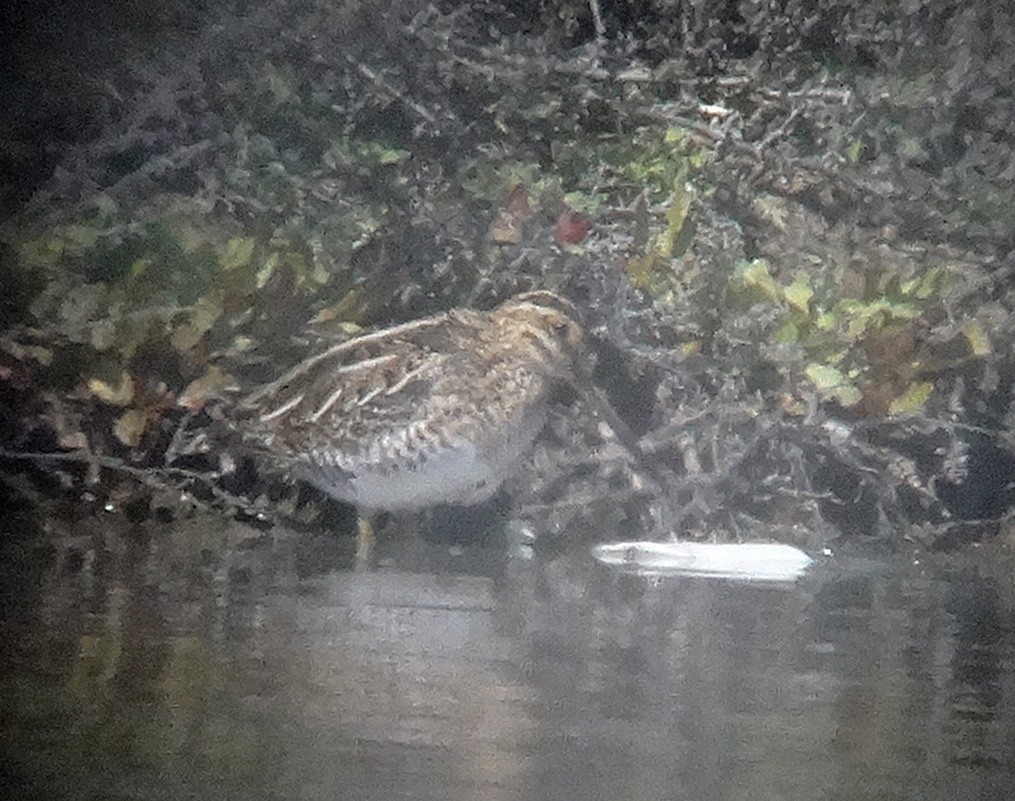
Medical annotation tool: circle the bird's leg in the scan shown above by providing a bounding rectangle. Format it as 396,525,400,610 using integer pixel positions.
584,384,678,537
355,514,375,567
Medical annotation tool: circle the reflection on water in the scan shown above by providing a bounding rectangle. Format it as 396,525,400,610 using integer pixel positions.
2,496,1014,801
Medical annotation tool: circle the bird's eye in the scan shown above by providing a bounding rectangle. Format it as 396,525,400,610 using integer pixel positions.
551,323,574,343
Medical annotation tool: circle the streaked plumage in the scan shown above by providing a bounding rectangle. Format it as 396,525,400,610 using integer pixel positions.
236,291,586,512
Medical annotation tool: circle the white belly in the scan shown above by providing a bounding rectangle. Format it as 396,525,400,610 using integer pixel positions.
297,409,545,511
350,441,501,509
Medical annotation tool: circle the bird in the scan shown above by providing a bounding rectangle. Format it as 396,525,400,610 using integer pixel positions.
234,291,591,557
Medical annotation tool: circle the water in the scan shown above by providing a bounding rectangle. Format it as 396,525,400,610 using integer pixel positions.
2,493,1014,801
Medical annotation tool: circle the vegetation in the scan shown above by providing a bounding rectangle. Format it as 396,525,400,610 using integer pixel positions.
3,0,1015,552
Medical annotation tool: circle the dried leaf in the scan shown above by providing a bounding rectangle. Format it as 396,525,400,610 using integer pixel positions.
554,208,592,245
309,290,366,328
171,294,224,352
1,339,53,366
488,184,532,245
90,318,118,351
178,365,240,412
59,283,108,339
113,408,148,447
88,372,134,405
625,252,669,291
58,431,89,451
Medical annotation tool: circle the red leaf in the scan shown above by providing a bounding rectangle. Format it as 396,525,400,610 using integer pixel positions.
554,208,591,245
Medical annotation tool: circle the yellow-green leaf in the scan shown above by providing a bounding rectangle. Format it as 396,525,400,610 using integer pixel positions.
832,385,862,406
257,251,278,288
772,320,800,344
657,169,692,258
806,364,849,390
626,252,670,291
562,191,604,214
900,267,942,300
961,321,991,356
840,297,920,338
783,275,814,313
889,382,934,415
737,258,781,301
171,293,223,352
130,256,154,280
370,144,410,165
222,237,256,270
805,363,862,406
59,224,102,252
814,311,837,331
664,127,687,145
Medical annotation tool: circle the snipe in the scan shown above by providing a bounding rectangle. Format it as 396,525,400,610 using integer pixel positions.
235,291,589,547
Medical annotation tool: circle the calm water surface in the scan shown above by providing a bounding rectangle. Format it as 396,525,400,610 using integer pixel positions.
2,497,1014,801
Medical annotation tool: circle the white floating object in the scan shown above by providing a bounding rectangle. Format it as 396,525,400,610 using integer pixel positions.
591,540,814,583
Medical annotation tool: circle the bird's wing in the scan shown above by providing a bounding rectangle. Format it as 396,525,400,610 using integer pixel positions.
236,310,484,458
